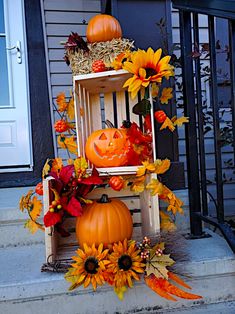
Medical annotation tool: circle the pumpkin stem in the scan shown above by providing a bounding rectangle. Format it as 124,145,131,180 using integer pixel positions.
98,194,111,203
105,120,115,128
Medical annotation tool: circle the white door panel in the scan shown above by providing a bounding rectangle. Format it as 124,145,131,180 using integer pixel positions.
0,0,32,169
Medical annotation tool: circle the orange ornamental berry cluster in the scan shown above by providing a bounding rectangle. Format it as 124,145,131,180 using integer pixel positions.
54,120,69,133
92,60,106,73
49,200,62,213
154,110,167,123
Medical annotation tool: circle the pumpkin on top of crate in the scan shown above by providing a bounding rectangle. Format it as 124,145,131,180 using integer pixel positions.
76,194,133,248
63,14,134,75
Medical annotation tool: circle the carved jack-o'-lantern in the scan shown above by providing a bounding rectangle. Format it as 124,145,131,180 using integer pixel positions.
85,128,130,167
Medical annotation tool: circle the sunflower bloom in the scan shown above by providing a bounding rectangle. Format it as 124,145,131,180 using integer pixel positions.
65,243,110,291
123,48,174,99
108,239,145,289
111,50,132,70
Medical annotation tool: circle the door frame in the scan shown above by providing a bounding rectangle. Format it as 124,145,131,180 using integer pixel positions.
0,0,54,187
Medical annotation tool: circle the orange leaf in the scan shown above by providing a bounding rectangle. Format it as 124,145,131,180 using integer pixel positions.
168,272,192,290
160,278,202,300
160,117,175,132
145,275,177,301
51,158,63,174
67,97,75,120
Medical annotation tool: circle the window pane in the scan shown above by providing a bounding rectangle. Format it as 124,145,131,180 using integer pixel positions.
0,37,10,107
0,0,5,33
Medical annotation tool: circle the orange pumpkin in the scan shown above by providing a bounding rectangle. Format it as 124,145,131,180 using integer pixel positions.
85,128,130,167
76,194,133,247
86,14,122,43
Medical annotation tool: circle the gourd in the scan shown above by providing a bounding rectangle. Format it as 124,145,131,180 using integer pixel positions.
85,128,130,168
86,14,122,43
76,194,133,247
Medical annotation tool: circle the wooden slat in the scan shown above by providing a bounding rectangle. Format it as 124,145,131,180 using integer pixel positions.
45,11,98,24
90,94,102,131
44,0,101,12
116,91,127,126
43,177,58,263
128,94,140,124
104,92,114,125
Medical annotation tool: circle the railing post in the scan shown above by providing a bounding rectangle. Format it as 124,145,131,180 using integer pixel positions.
179,10,203,236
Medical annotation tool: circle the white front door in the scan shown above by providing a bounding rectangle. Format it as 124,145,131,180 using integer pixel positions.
0,0,32,171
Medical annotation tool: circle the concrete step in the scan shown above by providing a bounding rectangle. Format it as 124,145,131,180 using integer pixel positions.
0,230,234,314
0,187,44,247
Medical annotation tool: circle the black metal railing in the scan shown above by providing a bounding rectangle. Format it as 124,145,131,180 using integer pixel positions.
172,0,235,252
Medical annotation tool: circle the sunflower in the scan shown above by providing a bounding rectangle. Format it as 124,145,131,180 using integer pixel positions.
108,239,145,289
111,50,132,70
65,243,110,291
123,48,174,99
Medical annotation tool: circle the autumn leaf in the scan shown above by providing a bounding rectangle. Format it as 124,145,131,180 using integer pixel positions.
59,165,74,185
51,158,63,174
160,87,173,104
145,274,177,301
173,116,189,127
56,92,67,112
130,176,146,193
74,157,88,177
24,220,39,234
44,211,62,227
30,196,43,220
160,210,177,232
136,166,146,177
67,97,75,120
64,136,77,155
160,117,175,132
146,178,164,196
42,159,51,178
154,159,170,174
146,252,175,279
19,190,34,211
142,161,157,172
66,197,83,216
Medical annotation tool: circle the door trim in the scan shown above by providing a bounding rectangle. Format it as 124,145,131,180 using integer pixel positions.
0,0,54,187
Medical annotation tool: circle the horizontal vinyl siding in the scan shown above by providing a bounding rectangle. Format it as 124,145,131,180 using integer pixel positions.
172,8,235,216
41,0,101,159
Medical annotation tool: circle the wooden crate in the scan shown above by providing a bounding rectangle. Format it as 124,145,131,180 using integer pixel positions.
42,70,160,270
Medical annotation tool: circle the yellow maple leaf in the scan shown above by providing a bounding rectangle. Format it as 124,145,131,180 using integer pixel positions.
160,210,177,232
30,196,43,220
173,116,189,127
67,97,75,120
154,159,171,174
131,176,145,193
51,158,63,174
67,158,74,165
136,165,146,177
65,136,77,155
146,178,164,196
56,92,67,112
160,117,175,132
142,161,156,172
160,87,173,104
42,159,51,178
19,190,34,211
24,220,39,234
58,135,77,155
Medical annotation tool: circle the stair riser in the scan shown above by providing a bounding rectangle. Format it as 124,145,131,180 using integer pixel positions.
0,274,234,314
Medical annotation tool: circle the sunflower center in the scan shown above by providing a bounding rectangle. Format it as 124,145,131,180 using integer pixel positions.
118,254,132,271
84,257,99,274
145,67,157,78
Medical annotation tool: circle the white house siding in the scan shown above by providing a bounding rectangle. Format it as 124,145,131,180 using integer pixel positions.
41,0,101,160
172,9,235,217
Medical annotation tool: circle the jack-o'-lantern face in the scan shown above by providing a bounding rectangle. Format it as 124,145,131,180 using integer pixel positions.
85,128,130,167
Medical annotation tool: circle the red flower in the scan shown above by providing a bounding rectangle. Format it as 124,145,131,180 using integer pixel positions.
44,211,62,227
66,196,83,217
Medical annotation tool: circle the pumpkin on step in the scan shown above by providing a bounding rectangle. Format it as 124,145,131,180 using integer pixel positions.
85,128,130,168
86,14,122,43
76,194,133,247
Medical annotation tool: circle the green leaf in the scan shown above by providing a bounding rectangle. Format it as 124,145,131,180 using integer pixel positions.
132,99,151,116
